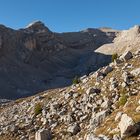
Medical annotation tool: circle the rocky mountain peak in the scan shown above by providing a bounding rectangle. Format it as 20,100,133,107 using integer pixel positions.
25,20,51,33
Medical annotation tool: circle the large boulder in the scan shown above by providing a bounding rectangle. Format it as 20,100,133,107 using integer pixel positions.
118,114,137,138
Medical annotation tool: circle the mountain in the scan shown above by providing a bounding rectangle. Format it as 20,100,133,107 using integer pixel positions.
0,21,118,99
0,49,140,140
1,22,140,140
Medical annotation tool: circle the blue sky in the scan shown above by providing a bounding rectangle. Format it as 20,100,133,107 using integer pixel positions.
0,0,140,32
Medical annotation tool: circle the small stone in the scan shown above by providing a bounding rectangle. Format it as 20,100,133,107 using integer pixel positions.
138,100,140,105
102,66,113,75
113,134,121,140
64,91,74,99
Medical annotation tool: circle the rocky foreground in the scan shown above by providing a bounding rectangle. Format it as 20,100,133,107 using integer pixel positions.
1,50,140,140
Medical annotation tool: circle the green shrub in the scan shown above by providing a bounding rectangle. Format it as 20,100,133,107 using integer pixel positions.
34,103,42,116
72,76,80,85
112,53,118,62
119,94,127,106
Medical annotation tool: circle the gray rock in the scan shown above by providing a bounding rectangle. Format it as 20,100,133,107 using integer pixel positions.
118,114,137,138
131,68,140,76
102,66,113,75
101,99,112,109
86,87,101,95
67,123,81,135
114,59,123,65
113,135,121,140
120,51,133,61
110,77,118,90
90,110,110,129
122,72,130,84
64,91,74,99
8,124,18,132
35,129,52,140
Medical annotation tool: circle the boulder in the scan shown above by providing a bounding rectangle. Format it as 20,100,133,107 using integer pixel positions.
90,110,110,129
118,114,137,138
120,51,133,61
67,123,81,135
35,129,52,140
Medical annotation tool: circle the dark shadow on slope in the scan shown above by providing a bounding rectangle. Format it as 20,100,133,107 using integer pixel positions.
0,24,115,100
44,51,112,90
0,51,112,100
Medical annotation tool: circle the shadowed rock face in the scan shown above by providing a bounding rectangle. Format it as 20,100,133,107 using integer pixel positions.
0,21,117,99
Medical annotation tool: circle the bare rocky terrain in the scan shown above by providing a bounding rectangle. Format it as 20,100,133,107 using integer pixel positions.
1,22,140,140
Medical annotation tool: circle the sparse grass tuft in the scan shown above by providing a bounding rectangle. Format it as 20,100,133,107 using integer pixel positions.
112,53,118,62
34,103,42,116
72,76,80,85
119,94,127,106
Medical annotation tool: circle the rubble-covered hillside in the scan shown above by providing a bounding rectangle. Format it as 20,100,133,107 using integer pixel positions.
1,50,140,140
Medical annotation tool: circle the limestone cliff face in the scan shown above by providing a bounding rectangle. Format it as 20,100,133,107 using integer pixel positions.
95,25,140,55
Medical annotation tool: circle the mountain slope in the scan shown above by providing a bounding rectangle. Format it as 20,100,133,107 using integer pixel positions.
0,21,117,99
0,50,140,140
